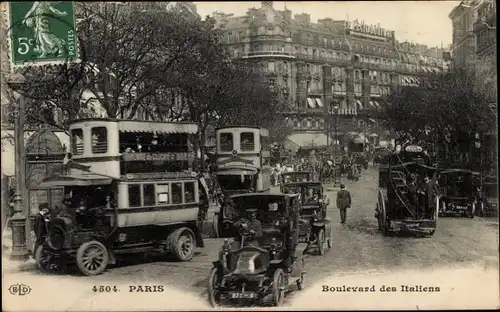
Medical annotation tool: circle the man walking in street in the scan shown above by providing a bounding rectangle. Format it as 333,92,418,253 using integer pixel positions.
336,184,351,224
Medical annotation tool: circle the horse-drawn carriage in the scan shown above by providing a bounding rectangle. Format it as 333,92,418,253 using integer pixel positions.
208,193,307,307
438,168,481,218
375,144,438,236
281,181,332,255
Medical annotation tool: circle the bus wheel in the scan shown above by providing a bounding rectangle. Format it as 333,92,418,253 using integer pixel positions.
168,227,196,262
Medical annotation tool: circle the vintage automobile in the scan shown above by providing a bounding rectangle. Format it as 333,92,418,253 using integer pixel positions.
208,193,307,307
281,181,332,255
281,171,314,183
375,143,439,236
438,169,481,218
33,119,210,276
481,174,498,217
212,188,255,238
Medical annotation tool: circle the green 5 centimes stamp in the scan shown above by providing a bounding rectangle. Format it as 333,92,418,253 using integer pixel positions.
8,1,79,67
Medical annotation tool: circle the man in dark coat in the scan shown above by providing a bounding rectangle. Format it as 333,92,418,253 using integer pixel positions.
336,184,351,224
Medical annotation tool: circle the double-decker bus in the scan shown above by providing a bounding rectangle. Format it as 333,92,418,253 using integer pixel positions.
36,118,209,276
214,126,271,195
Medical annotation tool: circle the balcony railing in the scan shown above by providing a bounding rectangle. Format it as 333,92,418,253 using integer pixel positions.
241,51,295,59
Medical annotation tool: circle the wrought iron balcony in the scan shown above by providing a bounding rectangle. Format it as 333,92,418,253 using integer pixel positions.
241,51,295,59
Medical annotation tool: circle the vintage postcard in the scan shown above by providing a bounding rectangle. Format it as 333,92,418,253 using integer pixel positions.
2,1,498,311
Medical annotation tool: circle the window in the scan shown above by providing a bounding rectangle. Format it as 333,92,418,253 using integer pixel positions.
91,127,107,153
71,128,84,155
171,183,183,204
184,182,196,203
268,61,275,72
157,184,170,204
143,184,155,206
240,132,255,151
220,133,233,152
128,185,141,207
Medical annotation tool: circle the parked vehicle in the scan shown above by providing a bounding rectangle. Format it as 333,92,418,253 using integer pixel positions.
348,135,369,170
482,174,498,217
375,143,438,236
282,181,332,255
208,193,307,307
438,169,481,218
34,119,209,276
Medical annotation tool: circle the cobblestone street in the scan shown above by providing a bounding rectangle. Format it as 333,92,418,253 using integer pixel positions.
3,167,498,310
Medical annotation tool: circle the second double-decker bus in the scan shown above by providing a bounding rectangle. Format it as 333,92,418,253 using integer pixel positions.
214,126,271,195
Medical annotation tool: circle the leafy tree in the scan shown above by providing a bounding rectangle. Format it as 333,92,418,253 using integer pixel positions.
383,57,497,168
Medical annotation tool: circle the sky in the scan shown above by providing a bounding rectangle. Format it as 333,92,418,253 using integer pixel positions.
194,1,461,48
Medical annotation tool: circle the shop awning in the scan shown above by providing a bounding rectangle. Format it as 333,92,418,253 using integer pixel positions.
368,118,376,123
118,120,198,134
356,100,363,109
307,98,316,108
315,98,324,108
286,133,331,147
39,174,113,188
354,54,361,58
369,101,375,108
373,101,380,108
369,133,379,137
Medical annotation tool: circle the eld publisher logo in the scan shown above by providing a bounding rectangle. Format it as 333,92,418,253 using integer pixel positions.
8,284,31,296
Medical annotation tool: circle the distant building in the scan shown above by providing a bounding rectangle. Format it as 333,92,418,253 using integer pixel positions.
473,0,496,60
214,1,450,150
449,0,480,66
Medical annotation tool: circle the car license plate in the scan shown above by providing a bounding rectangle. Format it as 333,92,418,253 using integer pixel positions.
230,292,256,299
456,206,466,210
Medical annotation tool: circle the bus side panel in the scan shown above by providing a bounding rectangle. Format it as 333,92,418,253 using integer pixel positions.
117,207,199,228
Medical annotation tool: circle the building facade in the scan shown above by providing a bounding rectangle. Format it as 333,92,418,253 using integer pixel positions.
449,0,479,66
473,0,496,60
214,1,450,150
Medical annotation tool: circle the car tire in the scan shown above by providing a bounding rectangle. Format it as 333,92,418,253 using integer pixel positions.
76,240,109,276
168,227,196,262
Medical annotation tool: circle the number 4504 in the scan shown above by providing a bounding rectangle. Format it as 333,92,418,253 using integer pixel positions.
17,37,35,55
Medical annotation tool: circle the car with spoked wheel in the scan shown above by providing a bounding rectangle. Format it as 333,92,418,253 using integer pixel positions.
208,193,307,307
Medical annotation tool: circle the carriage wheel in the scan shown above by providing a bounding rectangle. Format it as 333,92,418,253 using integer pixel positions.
376,203,382,230
379,192,389,236
317,229,325,255
76,240,109,276
272,268,285,307
207,267,219,307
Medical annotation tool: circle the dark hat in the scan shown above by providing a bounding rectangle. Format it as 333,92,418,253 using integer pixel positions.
340,184,345,189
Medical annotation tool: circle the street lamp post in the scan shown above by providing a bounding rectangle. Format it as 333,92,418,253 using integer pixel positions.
6,72,29,261
330,104,339,186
